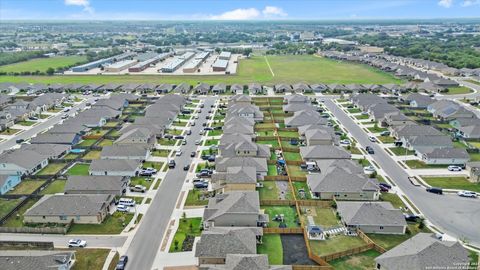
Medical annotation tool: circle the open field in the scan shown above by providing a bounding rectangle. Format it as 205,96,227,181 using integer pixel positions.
0,56,87,73
0,55,402,85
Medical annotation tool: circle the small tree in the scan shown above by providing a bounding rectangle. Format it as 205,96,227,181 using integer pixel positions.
189,223,194,233
182,212,187,221
174,239,179,250
46,67,55,75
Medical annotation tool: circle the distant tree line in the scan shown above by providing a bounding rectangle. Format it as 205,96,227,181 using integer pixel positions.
356,33,480,69
0,50,49,66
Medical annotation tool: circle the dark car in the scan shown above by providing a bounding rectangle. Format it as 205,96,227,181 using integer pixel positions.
379,186,390,192
365,146,375,154
116,255,128,270
207,155,216,162
174,135,185,140
379,183,392,190
15,139,25,144
426,187,443,195
204,127,213,131
201,155,209,160
190,151,196,157
194,181,208,189
202,123,207,127
186,130,192,135
183,164,190,171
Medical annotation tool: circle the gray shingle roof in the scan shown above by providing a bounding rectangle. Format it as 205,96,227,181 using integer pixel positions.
300,145,350,160
100,145,148,159
307,167,378,193
195,227,261,258
65,175,126,193
0,251,75,270
204,191,260,222
337,201,407,227
25,194,113,216
89,159,140,173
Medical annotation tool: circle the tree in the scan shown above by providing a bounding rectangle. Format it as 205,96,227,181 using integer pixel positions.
174,239,179,250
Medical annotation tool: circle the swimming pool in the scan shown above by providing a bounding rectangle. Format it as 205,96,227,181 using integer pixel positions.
70,149,86,154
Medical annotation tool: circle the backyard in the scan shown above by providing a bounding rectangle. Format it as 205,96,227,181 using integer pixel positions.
40,180,66,194
262,206,299,228
329,249,381,270
0,198,22,219
257,234,283,265
309,235,367,256
36,163,66,176
66,163,90,176
7,180,45,195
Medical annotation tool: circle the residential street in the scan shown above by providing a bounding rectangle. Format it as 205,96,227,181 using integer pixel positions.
324,99,480,247
125,96,216,270
0,233,127,248
0,95,97,153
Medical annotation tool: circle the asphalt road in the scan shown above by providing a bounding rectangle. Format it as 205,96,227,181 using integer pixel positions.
125,96,216,270
0,233,127,248
324,99,480,247
0,95,97,153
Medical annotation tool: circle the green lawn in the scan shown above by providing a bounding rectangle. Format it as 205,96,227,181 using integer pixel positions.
257,234,283,265
185,189,209,206
445,86,473,95
171,121,188,127
257,140,280,147
158,138,178,146
277,131,299,138
380,193,407,210
2,198,39,227
389,147,416,156
0,198,22,219
355,114,370,120
16,120,36,126
8,180,45,195
300,206,339,228
368,223,431,250
83,150,102,160
0,128,21,135
66,163,90,176
292,181,311,200
36,163,66,175
287,165,306,177
207,129,223,137
68,212,134,234
367,126,388,133
169,217,202,252
257,181,291,200
329,249,381,270
405,160,447,169
0,55,401,85
77,139,98,147
152,149,171,157
130,176,153,190
142,161,164,171
205,139,219,146
283,151,302,161
310,235,366,256
469,152,480,161
0,55,87,73
262,206,299,228
256,123,276,129
378,136,396,143
267,164,278,176
422,176,480,192
71,248,110,270
40,180,66,194
347,108,361,114
97,139,114,147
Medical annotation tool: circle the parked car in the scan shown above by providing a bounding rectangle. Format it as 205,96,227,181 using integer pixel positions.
130,185,146,193
195,140,201,145
204,127,213,131
194,181,208,189
61,114,69,119
63,107,71,112
340,139,351,146
174,135,185,140
379,131,391,136
182,140,187,145
190,121,195,126
368,136,376,142
363,165,375,174
190,151,196,157
186,130,192,135
194,115,199,119
116,204,129,212
139,168,157,176
379,183,392,190
116,256,128,270
15,139,25,144
183,164,190,171
457,190,477,198
447,165,462,172
168,160,176,168
404,214,420,222
426,187,443,195
68,239,87,248
28,116,38,121
365,146,374,154
207,155,216,162
176,150,182,156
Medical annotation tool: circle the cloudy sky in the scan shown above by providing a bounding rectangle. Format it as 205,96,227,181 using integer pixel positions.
1,0,479,20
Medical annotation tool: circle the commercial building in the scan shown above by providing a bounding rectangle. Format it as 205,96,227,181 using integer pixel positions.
71,52,136,72
128,52,172,72
183,51,210,73
104,59,138,72
161,51,195,73
212,59,229,72
219,51,232,60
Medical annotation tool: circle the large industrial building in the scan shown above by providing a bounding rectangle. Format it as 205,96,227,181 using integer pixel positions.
128,52,173,72
104,59,138,72
182,51,210,73
212,59,229,72
71,52,136,72
160,51,195,73
219,51,232,60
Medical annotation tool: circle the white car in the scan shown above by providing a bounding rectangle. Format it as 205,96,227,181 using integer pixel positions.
176,150,182,156
195,140,201,145
68,239,87,248
340,139,351,146
457,190,477,198
368,136,376,142
363,165,376,174
194,115,199,119
117,204,130,212
448,165,462,172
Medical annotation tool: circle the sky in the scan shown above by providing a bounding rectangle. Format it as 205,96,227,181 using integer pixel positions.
1,0,479,20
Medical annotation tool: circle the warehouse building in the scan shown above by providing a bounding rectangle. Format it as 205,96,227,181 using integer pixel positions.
183,52,211,73
105,59,138,72
129,52,173,72
219,51,232,60
212,59,229,72
71,52,136,72
161,51,195,73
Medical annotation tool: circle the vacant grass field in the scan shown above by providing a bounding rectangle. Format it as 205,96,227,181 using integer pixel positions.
0,56,87,73
0,55,401,85
421,176,480,192
257,234,283,265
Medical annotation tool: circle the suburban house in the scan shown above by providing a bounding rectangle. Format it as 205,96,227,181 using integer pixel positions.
64,175,129,196
292,83,312,93
20,144,71,160
89,159,141,177
336,202,407,234
195,227,263,265
0,251,76,270
223,122,254,136
403,93,435,108
114,127,156,147
420,148,470,165
230,84,244,95
212,83,227,94
466,161,480,182
304,128,338,146
451,118,480,139
218,141,270,159
0,174,21,195
204,254,292,270
173,83,191,94
203,191,267,229
211,166,258,192
383,112,414,127
375,233,470,270
24,194,115,224
307,166,379,200
100,145,149,160
227,103,264,121
30,132,82,146
284,110,328,127
427,100,474,120
351,94,388,111
215,157,268,178
391,124,444,146
367,103,400,122
274,84,292,93
155,83,174,94
300,145,351,161
248,83,263,94
0,111,14,131
92,97,128,111
0,149,48,176
194,83,210,95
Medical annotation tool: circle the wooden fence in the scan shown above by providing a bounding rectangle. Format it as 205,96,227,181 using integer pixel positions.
0,225,68,234
320,244,374,262
357,229,387,253
290,176,307,182
260,199,296,206
297,200,333,207
263,227,303,234
263,175,289,181
286,160,303,166
0,240,54,250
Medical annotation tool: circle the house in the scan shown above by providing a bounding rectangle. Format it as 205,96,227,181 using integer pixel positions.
375,233,470,270
466,161,480,183
351,94,388,111
456,122,480,139
212,166,257,192
336,202,407,234
274,84,291,93
20,144,71,160
427,100,474,120
307,166,379,200
173,83,191,94
0,149,48,176
311,84,327,93
227,104,264,121
203,254,292,270
406,135,453,153
292,83,311,93
284,110,328,127
100,145,149,160
114,127,156,147
194,83,210,95
0,251,76,270
223,123,254,136
92,98,127,111
300,145,350,161
89,159,141,177
219,133,253,146
230,84,244,95
0,111,14,131
215,157,268,177
218,141,270,158
203,191,267,228
383,112,414,127
248,83,263,94
155,83,174,94
304,128,337,146
367,103,399,122
64,175,128,196
420,148,470,165
30,132,81,146
0,175,21,195
24,194,114,224
195,227,262,265
284,94,309,104
403,93,435,109
392,124,443,144
212,83,227,94
229,94,252,105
